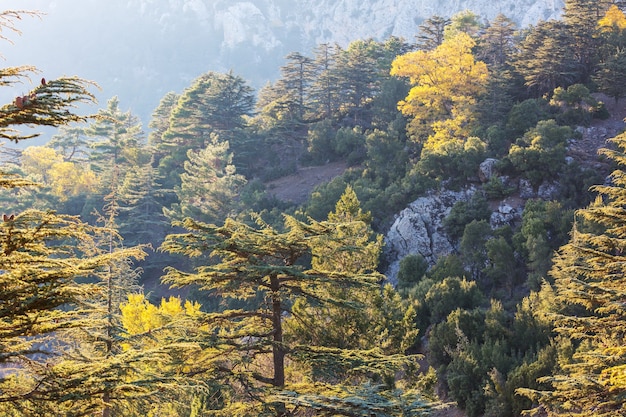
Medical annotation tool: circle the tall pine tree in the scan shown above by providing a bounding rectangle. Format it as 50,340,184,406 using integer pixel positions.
161,211,434,417
520,132,626,416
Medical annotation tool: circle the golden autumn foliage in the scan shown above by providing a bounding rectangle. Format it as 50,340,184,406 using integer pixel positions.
120,293,202,335
20,145,99,200
390,32,488,142
598,4,626,31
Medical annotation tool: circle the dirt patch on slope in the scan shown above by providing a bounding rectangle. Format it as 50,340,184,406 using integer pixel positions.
265,161,349,205
569,94,626,168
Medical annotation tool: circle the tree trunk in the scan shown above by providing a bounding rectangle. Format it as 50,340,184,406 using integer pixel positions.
270,274,286,416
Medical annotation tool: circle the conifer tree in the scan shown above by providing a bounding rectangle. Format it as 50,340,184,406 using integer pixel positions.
561,0,613,84
594,5,626,103
25,196,195,417
0,12,180,414
164,135,246,225
48,125,91,162
520,132,626,416
513,20,578,96
415,15,450,51
161,210,434,417
148,91,179,151
86,96,146,171
157,71,254,189
0,7,99,368
286,186,418,355
275,52,315,122
309,43,341,119
478,13,517,68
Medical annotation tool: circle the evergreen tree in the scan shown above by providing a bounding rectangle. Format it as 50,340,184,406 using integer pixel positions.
0,71,96,143
309,43,342,119
157,71,254,188
286,186,418,356
0,7,98,371
148,91,179,146
48,125,91,162
275,52,315,122
478,13,517,68
116,160,167,248
561,0,613,84
165,136,246,225
86,96,146,171
334,39,383,126
594,5,626,103
415,15,450,51
26,196,194,417
513,21,578,96
444,10,484,40
520,132,626,416
161,211,434,416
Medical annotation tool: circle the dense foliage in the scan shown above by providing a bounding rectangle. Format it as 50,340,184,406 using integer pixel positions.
2,1,626,416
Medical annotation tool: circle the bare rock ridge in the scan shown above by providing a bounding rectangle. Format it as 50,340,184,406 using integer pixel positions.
177,0,564,54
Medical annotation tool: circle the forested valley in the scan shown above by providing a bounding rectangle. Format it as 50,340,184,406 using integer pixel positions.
1,1,626,416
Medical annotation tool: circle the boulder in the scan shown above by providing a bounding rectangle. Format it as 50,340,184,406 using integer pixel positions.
478,158,499,183
383,187,476,285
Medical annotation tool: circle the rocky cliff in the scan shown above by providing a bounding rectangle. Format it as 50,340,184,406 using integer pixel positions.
212,0,564,52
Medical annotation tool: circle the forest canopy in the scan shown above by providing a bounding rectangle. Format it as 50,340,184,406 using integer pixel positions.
1,1,626,416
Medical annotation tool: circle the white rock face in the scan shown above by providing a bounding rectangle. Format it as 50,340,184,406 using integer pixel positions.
384,187,477,284
178,0,564,53
295,0,563,46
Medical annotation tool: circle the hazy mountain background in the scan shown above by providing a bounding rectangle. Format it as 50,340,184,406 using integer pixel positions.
1,0,563,131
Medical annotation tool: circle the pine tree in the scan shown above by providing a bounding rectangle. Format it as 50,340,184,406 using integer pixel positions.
26,196,194,417
513,20,578,96
0,8,99,369
0,73,96,143
161,211,434,416
286,186,418,356
561,0,613,84
86,96,146,171
275,52,315,122
520,132,626,416
415,15,450,51
148,91,179,152
164,135,246,225
594,5,626,103
48,125,91,162
478,13,517,68
0,12,181,413
309,43,341,119
444,10,483,40
157,71,254,189
334,40,383,126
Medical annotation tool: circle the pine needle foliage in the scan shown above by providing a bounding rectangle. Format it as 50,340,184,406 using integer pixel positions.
519,132,626,416
161,211,435,416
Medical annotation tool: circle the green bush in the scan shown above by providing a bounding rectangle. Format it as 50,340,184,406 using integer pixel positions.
505,98,551,138
506,119,572,187
427,254,466,282
483,176,516,200
425,277,486,323
444,193,491,240
397,254,429,290
334,126,367,165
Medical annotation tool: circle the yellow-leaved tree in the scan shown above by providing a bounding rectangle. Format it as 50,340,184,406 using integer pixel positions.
390,32,488,145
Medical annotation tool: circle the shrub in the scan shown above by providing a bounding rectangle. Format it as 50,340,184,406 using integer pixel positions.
397,254,429,290
444,193,491,240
